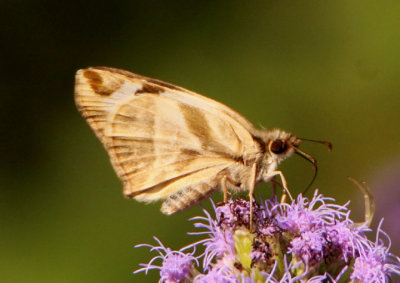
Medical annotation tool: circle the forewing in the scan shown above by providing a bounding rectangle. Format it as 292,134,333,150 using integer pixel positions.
75,67,257,203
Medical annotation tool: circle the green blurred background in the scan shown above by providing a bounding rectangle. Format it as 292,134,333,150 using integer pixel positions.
1,1,399,282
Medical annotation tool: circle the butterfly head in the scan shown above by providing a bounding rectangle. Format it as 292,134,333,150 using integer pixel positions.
262,129,332,193
263,129,331,166
263,129,301,163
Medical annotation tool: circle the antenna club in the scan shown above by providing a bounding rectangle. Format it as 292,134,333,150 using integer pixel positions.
325,141,333,151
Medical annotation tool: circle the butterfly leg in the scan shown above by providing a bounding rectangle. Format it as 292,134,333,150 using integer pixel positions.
219,176,239,207
248,163,257,232
263,170,293,203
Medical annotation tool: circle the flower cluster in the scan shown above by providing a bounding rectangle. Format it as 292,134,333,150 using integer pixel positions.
134,190,400,282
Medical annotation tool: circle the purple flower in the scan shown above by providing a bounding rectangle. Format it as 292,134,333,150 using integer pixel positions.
134,190,400,282
256,197,281,237
351,221,400,282
325,220,370,262
215,198,259,229
134,237,198,283
189,205,236,270
276,190,349,234
289,230,325,264
193,265,238,283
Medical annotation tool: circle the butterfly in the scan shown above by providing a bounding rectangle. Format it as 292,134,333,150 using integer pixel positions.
74,67,330,220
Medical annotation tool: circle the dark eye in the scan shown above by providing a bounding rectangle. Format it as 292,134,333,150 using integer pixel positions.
270,139,287,154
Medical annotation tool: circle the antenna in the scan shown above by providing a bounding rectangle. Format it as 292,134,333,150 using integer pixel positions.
298,138,333,151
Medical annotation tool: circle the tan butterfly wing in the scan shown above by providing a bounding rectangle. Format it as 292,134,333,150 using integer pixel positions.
74,67,259,213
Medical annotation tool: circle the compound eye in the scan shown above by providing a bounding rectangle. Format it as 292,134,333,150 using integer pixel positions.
270,139,287,154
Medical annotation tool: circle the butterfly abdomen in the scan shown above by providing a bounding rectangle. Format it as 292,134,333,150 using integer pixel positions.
161,183,218,215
